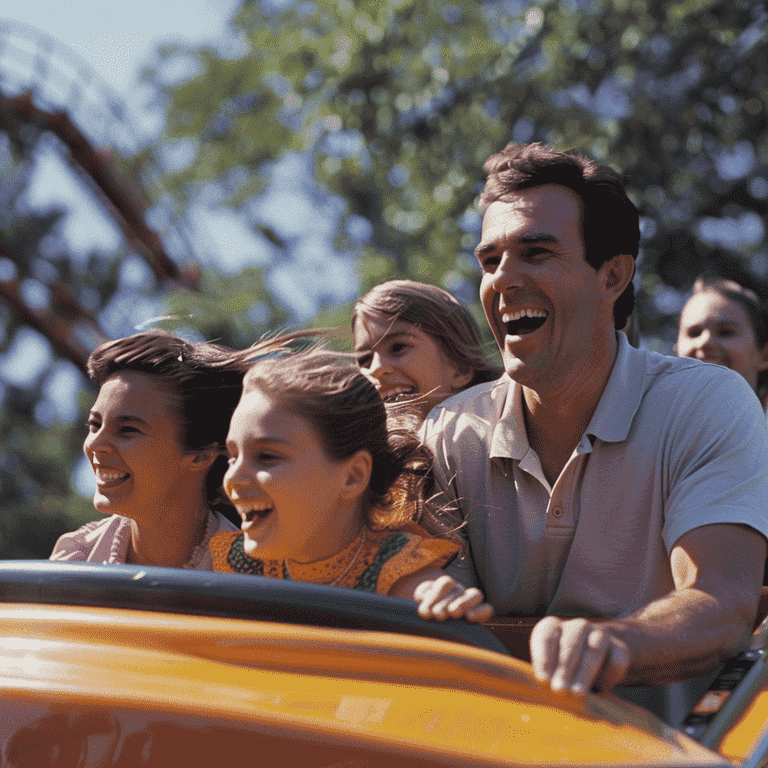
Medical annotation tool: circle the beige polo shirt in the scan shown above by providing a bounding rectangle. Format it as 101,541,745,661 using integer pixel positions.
423,333,768,617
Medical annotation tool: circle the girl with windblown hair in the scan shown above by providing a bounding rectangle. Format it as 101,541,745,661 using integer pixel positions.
211,341,494,622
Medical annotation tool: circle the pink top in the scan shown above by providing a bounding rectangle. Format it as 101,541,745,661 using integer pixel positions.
49,510,238,570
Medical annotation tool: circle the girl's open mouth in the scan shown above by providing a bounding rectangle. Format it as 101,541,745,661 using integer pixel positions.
382,386,417,403
242,506,273,525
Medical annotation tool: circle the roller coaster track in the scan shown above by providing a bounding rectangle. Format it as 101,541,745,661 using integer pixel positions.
0,18,199,372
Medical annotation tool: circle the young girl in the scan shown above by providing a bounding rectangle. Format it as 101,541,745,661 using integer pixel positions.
210,342,493,622
677,277,768,410
352,280,503,419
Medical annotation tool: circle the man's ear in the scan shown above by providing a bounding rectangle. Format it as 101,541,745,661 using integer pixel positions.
599,253,635,304
339,449,373,503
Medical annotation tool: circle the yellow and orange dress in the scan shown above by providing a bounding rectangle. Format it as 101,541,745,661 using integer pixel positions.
209,524,459,595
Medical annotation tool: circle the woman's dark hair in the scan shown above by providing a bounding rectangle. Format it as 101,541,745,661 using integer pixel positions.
87,331,249,515
242,341,456,537
352,280,502,388
690,277,768,394
479,142,639,330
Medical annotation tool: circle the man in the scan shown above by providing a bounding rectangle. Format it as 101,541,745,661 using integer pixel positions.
421,142,768,700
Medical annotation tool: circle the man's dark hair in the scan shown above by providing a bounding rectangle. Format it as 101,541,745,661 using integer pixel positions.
479,142,640,329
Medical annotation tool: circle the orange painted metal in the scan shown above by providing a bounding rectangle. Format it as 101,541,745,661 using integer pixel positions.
716,689,768,764
0,604,729,767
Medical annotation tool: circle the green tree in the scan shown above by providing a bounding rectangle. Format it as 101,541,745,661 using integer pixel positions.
0,127,96,557
148,0,768,349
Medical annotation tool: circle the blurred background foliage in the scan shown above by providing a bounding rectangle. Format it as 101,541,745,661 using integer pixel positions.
149,0,768,345
1,0,767,556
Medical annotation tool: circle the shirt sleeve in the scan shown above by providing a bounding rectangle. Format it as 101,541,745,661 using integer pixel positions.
661,369,768,550
49,516,131,564
420,409,479,588
377,534,461,595
50,524,97,561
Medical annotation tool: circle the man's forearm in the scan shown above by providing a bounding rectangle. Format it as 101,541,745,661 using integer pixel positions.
530,580,760,694
603,586,756,687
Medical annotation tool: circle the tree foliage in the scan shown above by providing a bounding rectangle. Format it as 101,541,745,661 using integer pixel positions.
148,0,768,349
0,129,98,557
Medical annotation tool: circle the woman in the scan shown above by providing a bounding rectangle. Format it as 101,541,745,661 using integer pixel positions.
51,331,249,569
676,277,768,410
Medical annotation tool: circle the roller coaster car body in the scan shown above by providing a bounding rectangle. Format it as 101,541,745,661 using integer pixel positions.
0,561,766,767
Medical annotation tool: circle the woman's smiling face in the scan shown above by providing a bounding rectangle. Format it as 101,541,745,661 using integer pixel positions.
83,372,199,521
223,387,366,563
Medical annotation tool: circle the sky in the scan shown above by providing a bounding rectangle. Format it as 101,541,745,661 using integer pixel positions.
0,0,267,265
0,1,251,494
1,0,240,99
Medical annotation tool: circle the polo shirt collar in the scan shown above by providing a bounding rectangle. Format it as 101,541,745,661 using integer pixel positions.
585,332,646,444
489,332,646,460
490,376,528,461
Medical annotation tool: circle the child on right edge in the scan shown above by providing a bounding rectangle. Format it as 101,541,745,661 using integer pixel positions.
210,338,493,623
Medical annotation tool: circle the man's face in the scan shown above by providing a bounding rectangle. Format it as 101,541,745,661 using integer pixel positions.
475,184,613,393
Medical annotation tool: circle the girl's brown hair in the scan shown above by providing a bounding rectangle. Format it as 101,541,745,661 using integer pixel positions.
352,280,502,389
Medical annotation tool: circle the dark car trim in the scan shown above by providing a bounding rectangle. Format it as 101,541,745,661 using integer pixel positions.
0,560,509,654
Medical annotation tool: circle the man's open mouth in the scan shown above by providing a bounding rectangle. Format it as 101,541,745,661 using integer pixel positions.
504,309,548,336
93,468,130,486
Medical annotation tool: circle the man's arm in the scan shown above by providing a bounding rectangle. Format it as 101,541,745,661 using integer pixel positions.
530,523,766,694
419,411,479,588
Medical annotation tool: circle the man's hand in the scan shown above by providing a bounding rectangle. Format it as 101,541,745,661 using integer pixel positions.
530,617,631,694
530,525,765,693
412,573,495,623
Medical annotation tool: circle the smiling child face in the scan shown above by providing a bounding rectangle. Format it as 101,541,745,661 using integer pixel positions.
353,317,471,417
677,289,768,392
223,387,366,563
